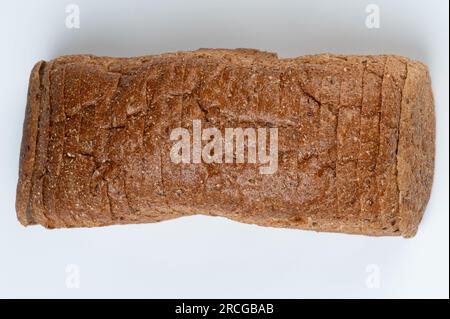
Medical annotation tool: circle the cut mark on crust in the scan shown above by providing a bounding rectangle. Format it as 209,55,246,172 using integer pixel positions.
394,61,409,235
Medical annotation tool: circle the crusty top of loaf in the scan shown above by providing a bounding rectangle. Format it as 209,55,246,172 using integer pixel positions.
16,49,434,237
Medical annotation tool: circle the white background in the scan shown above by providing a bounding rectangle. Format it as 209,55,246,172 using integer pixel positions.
0,0,448,298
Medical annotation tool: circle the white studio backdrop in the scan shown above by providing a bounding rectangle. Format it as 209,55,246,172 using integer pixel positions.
0,0,448,298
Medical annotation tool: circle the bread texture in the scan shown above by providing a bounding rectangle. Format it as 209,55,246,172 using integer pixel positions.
16,49,435,237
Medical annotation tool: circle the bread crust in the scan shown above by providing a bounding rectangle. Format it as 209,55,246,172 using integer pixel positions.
397,60,435,237
15,49,435,237
16,61,45,226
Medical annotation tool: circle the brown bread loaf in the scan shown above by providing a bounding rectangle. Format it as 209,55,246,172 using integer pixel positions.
16,49,435,237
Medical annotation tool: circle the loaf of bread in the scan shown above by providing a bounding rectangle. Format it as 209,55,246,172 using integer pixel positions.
16,49,435,237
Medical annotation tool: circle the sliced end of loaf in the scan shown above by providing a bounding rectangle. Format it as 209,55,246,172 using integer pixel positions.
397,61,435,238
15,61,46,226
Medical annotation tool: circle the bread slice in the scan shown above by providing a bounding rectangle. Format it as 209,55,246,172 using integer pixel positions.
16,49,435,237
